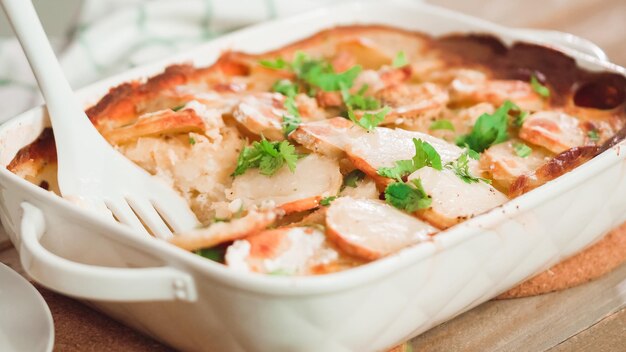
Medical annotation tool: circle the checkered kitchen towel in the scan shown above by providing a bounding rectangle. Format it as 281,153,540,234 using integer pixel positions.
0,0,347,123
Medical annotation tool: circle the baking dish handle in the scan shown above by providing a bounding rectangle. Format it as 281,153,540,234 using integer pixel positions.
513,28,608,62
18,202,197,302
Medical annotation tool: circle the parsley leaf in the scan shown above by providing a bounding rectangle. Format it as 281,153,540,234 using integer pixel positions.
513,142,532,158
171,104,186,112
281,94,301,137
456,100,518,153
385,179,432,212
188,136,196,145
341,83,380,111
445,150,491,184
284,94,299,116
429,119,455,131
513,111,529,128
377,138,442,181
392,51,408,68
530,75,550,98
282,115,301,137
587,129,600,142
259,57,289,70
262,52,362,92
320,196,337,206
413,138,443,170
195,246,227,263
272,79,298,97
232,138,301,177
378,160,417,181
342,169,365,189
348,106,390,131
303,64,362,92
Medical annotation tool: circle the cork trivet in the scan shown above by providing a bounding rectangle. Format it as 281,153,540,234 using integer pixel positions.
498,222,626,299
35,286,173,352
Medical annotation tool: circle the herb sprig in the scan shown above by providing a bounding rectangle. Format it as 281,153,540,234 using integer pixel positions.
429,119,455,132
342,169,366,189
320,196,337,206
530,75,550,98
456,100,519,153
232,138,301,177
385,179,432,212
347,106,390,131
445,149,491,184
513,142,532,158
377,138,442,181
392,51,408,68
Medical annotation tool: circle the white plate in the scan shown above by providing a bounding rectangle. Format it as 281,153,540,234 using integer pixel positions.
0,263,54,352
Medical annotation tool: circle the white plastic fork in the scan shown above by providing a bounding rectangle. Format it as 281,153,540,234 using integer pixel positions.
1,0,199,239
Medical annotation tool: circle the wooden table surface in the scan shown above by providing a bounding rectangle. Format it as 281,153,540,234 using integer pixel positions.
2,0,626,350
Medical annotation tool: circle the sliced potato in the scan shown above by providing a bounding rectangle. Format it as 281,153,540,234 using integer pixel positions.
374,82,449,125
225,227,348,275
229,154,342,213
345,127,467,186
170,210,276,251
102,109,205,145
290,117,366,157
408,168,508,229
519,111,586,154
480,139,551,190
335,37,393,69
326,197,437,260
232,93,287,140
450,77,544,111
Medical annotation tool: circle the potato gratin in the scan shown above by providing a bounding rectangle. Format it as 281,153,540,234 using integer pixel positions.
9,26,626,276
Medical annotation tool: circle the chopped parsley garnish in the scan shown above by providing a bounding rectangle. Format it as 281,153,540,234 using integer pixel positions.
513,142,532,158
304,64,362,92
282,114,301,137
259,57,289,70
272,79,298,97
284,94,299,115
195,246,227,263
320,196,337,206
262,51,363,94
530,75,550,98
347,106,390,131
377,138,442,181
429,119,455,132
587,129,600,142
385,179,432,212
280,92,301,137
232,138,300,177
392,51,408,68
188,136,196,145
513,111,529,128
445,150,491,184
342,169,365,189
171,104,185,112
377,160,416,181
340,83,380,111
456,100,518,153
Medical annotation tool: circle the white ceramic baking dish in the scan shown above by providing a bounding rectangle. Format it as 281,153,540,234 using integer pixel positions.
1,1,625,351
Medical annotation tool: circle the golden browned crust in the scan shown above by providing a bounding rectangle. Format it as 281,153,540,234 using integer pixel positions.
100,109,205,144
498,222,626,299
7,128,56,176
509,145,599,198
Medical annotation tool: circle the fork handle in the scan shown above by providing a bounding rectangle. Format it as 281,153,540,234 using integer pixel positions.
1,0,106,151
